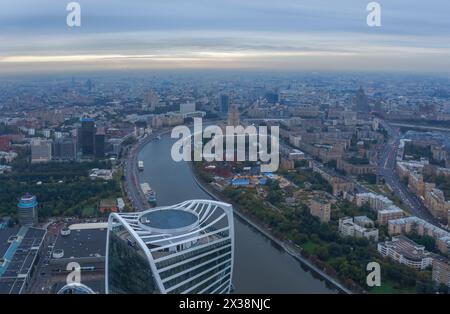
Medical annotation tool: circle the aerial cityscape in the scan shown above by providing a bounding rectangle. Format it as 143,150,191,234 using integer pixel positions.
0,0,450,300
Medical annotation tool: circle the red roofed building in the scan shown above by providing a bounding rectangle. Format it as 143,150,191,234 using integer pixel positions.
0,136,11,151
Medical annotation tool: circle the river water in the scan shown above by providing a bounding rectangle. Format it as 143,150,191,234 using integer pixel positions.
137,132,336,293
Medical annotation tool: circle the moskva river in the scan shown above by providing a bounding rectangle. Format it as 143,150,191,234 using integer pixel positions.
138,132,336,293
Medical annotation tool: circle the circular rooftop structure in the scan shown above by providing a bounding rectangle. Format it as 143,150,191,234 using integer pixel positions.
52,249,64,259
57,283,95,294
138,209,199,234
17,194,37,208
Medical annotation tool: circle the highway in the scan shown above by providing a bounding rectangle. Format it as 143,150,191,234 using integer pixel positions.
124,133,155,212
378,120,438,223
124,119,443,238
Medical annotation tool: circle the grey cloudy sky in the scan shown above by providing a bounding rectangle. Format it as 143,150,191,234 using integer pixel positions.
0,0,449,73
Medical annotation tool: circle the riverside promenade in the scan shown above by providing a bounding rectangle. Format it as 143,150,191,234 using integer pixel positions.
189,163,353,295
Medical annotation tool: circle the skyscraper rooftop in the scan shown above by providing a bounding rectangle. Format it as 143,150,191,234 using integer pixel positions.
106,200,234,294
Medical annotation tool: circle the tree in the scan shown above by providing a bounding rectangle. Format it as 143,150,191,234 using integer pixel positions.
438,283,449,294
328,243,343,258
415,272,435,294
267,190,283,205
409,233,437,253
314,245,329,261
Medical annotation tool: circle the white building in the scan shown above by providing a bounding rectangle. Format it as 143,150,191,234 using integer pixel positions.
89,168,113,180
0,151,18,163
43,129,51,138
106,200,235,294
377,235,434,270
355,192,393,211
116,198,125,212
339,217,379,241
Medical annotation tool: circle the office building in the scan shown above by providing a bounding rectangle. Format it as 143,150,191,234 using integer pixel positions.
52,138,77,161
377,235,434,270
79,118,95,157
94,131,105,158
50,223,107,274
106,200,234,294
220,94,230,114
31,138,52,163
17,194,38,226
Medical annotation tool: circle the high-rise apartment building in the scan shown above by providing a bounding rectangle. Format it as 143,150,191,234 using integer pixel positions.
220,94,230,115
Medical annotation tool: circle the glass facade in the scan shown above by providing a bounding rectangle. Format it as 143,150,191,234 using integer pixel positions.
106,200,234,294
107,223,158,294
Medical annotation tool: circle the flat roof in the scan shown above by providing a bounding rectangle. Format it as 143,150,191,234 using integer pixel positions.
53,228,107,259
0,228,20,258
381,236,430,262
140,209,198,230
0,278,25,294
0,227,46,294
68,222,108,230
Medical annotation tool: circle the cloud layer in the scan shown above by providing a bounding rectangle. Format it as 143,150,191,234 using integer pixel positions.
1,0,449,73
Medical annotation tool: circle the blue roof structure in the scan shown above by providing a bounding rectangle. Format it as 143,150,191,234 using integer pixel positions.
0,227,29,277
141,209,198,230
231,178,250,186
0,227,46,294
17,194,37,209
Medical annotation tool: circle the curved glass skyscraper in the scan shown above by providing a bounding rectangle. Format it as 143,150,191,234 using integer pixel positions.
57,283,96,294
106,200,234,294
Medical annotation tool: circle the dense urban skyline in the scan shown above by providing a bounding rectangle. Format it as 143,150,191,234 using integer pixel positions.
1,1,450,300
